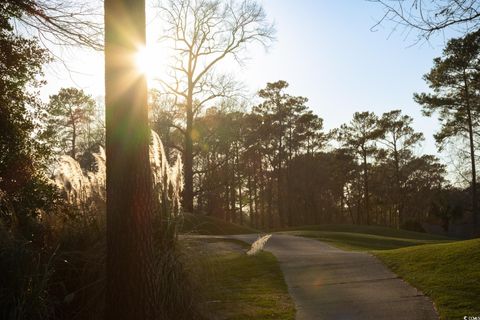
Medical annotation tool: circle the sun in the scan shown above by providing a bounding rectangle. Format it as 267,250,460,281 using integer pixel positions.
135,45,165,82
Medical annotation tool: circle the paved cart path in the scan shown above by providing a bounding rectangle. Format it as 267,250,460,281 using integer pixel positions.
230,234,438,320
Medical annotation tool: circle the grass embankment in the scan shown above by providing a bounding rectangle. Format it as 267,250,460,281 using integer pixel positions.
375,239,480,320
185,238,295,320
284,224,453,251
181,213,258,235
287,224,478,319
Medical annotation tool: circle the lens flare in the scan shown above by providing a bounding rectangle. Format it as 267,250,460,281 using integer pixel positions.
134,45,165,81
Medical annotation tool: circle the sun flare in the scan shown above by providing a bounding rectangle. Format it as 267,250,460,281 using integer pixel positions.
135,45,165,82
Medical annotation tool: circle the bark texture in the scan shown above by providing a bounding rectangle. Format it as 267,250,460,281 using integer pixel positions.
105,0,157,319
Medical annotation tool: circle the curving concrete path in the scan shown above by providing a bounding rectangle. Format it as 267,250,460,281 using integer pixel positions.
230,234,438,320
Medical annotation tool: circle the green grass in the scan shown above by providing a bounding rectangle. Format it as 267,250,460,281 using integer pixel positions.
181,220,478,319
284,224,453,251
374,239,480,320
187,238,295,320
180,213,258,235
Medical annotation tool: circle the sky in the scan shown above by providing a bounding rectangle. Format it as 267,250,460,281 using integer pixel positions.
43,0,457,163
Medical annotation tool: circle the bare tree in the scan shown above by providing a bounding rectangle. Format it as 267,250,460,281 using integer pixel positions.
4,0,102,50
105,0,157,319
370,0,480,40
157,0,275,213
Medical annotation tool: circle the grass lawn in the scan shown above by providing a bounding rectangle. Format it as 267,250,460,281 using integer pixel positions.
284,224,453,251
185,238,295,320
375,239,480,320
180,213,258,235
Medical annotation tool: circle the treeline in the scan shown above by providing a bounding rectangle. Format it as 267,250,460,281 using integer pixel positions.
151,28,480,233
152,80,465,231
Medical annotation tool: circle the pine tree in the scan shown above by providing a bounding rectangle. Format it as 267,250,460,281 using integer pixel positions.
414,30,480,230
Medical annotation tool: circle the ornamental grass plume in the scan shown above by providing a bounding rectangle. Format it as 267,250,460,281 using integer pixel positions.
53,130,183,218
247,234,272,256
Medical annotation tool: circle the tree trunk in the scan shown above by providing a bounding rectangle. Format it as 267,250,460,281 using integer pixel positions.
105,0,156,319
183,86,194,213
267,177,273,230
230,165,237,223
236,146,243,225
259,172,266,229
463,73,478,230
466,103,478,229
362,150,370,225
247,173,254,227
277,106,284,227
253,164,260,228
393,140,403,229
71,123,77,160
224,179,230,222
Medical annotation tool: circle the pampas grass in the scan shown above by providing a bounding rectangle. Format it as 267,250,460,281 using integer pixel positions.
36,129,203,319
247,234,272,256
53,130,183,220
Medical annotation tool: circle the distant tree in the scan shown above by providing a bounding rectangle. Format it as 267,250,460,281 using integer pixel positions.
402,155,447,222
194,108,245,222
328,149,359,224
158,0,275,213
288,151,355,225
414,30,480,228
371,0,480,40
46,88,96,160
295,110,326,156
254,81,320,226
149,89,183,162
430,187,465,232
190,81,325,228
337,112,382,225
104,0,157,318
242,112,269,228
378,110,424,227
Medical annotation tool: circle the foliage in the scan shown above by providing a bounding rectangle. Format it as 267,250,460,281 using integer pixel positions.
157,0,275,212
414,31,480,148
189,81,327,228
0,226,56,320
377,110,425,226
0,3,64,239
154,78,453,230
336,111,381,225
45,88,99,161
0,135,194,319
429,188,465,232
415,30,480,228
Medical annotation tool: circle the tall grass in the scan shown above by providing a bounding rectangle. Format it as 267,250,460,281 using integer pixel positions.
1,130,204,319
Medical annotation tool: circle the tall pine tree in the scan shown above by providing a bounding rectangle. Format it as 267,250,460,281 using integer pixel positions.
415,30,480,231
